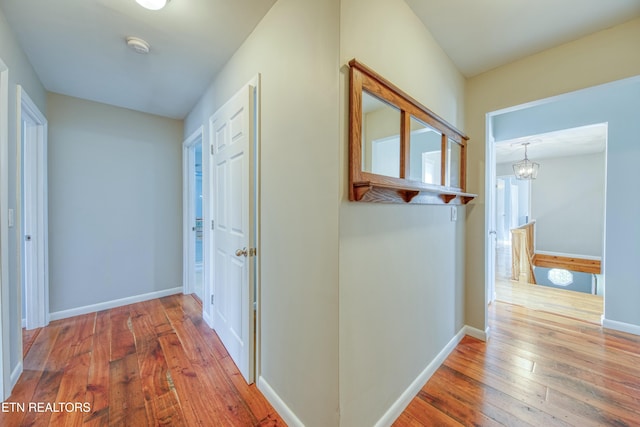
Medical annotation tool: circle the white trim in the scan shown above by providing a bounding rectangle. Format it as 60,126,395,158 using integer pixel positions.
374,326,481,427
0,57,10,400
10,361,22,390
182,126,203,298
258,376,305,427
17,85,49,330
602,317,640,337
49,287,182,321
463,324,490,341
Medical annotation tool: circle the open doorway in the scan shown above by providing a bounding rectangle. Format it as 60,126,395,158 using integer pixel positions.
489,123,606,324
183,128,204,302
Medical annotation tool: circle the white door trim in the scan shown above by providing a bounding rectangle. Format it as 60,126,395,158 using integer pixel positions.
17,85,49,331
182,127,203,297
0,56,10,400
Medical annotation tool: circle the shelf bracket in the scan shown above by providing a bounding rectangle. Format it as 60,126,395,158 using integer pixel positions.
353,184,373,201
440,194,457,204
398,190,420,203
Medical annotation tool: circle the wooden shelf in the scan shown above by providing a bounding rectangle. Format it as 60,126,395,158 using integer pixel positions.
352,181,476,205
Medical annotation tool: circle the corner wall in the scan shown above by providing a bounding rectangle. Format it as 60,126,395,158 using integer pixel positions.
47,93,183,315
465,18,640,332
339,0,467,425
0,7,47,396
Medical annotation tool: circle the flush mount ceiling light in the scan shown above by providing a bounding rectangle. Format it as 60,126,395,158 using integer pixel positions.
135,0,170,10
512,142,540,180
126,36,150,54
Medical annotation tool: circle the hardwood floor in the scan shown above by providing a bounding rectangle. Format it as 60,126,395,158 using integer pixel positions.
395,300,640,426
8,291,639,426
3,294,283,427
495,278,603,324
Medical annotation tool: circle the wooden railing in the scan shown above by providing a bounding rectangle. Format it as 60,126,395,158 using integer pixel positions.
532,253,602,274
511,221,536,284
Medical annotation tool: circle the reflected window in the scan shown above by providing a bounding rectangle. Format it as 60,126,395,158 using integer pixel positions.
362,91,401,178
408,116,441,185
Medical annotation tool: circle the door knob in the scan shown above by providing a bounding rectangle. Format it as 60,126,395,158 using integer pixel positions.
235,247,248,257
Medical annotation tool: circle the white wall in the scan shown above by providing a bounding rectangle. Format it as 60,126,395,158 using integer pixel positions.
340,0,467,425
47,93,183,314
0,7,47,396
466,18,640,332
498,153,605,257
185,0,340,425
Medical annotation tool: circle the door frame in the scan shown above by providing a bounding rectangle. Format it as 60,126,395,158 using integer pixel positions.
205,75,261,384
17,85,49,331
0,56,9,400
182,127,204,298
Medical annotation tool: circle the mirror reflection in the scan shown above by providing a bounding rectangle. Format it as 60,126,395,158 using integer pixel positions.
361,91,401,178
448,138,462,188
408,116,442,185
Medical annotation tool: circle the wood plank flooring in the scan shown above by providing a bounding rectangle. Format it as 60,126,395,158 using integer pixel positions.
395,300,640,426
9,291,639,426
495,278,603,324
3,294,283,427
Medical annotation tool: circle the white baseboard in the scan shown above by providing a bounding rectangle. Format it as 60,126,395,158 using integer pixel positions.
258,376,305,427
49,287,183,321
202,310,214,329
602,316,640,336
10,361,23,390
374,325,477,427
463,324,490,342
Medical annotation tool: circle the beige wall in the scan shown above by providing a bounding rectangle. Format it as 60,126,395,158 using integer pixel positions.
339,0,467,425
47,93,183,313
465,18,640,331
0,7,47,395
185,0,341,425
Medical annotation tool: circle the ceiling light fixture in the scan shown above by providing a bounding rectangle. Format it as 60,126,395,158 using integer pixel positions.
512,142,540,180
135,0,170,11
126,36,150,54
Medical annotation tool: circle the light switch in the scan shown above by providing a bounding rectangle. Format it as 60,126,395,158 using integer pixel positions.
450,206,457,222
8,209,14,227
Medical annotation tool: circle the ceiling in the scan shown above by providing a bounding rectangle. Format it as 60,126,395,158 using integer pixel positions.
1,1,639,119
0,0,276,119
405,0,640,77
495,124,607,164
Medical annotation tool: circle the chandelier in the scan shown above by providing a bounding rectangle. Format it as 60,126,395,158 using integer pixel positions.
512,142,540,180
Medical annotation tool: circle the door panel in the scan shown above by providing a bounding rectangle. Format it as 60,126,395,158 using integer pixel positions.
210,84,255,383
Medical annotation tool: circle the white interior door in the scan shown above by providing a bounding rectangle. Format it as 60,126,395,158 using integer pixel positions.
19,86,48,331
210,84,255,384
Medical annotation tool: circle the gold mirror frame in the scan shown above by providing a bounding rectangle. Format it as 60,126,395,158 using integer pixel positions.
348,59,476,204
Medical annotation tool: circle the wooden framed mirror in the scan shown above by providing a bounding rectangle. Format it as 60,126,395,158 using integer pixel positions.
348,59,476,204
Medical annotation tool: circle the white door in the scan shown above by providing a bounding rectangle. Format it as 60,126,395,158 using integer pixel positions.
19,86,48,330
210,84,255,383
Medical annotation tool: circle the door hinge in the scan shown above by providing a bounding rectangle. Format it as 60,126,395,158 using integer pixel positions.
210,145,214,155
211,294,214,305
211,220,214,230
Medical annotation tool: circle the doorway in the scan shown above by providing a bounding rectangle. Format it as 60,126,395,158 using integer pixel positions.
18,86,49,332
495,175,530,280
183,128,204,301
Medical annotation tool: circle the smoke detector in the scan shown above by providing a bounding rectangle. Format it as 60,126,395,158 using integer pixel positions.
126,36,150,54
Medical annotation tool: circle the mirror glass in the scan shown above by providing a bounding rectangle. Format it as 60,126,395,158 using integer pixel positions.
408,116,442,185
447,138,462,188
361,91,401,178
